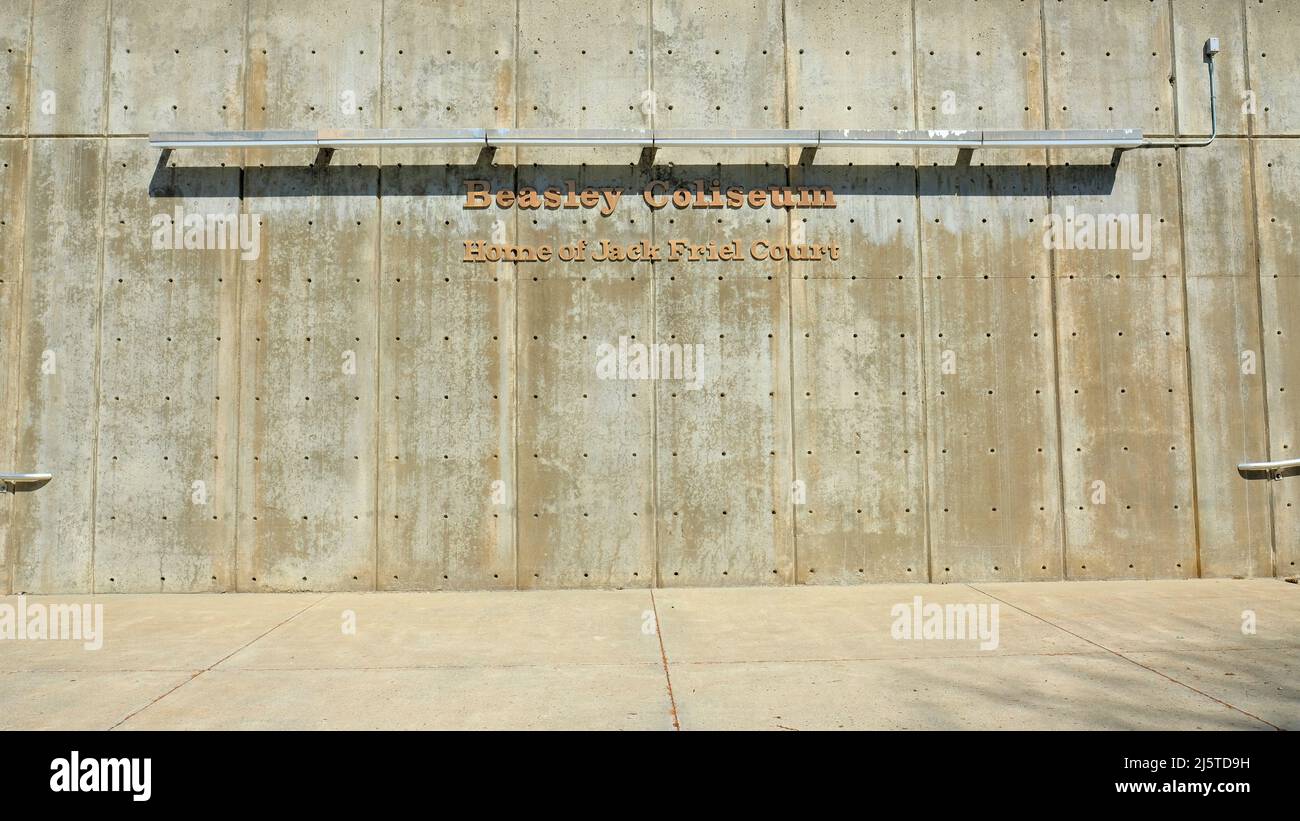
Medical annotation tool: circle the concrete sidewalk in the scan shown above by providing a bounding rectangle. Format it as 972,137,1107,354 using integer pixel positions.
0,579,1295,730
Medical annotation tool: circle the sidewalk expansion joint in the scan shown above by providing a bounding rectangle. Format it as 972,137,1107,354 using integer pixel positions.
106,594,330,730
966,584,1283,731
649,589,681,731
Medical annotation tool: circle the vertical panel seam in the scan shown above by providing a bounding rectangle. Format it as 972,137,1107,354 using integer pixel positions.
910,0,932,583
22,0,34,137
648,0,659,588
1168,0,1204,578
373,0,385,591
1040,0,1067,579
232,0,253,594
6,140,31,596
100,0,112,136
88,0,115,591
228,161,244,594
1241,0,1278,574
781,0,797,584
89,140,106,592
511,0,520,589
13,137,35,593
6,0,36,594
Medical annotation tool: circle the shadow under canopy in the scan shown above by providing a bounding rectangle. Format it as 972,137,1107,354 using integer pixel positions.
146,147,1123,201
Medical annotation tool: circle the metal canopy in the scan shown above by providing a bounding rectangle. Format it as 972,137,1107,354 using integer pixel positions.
0,472,52,493
149,39,1222,156
1237,457,1300,479
148,127,1146,151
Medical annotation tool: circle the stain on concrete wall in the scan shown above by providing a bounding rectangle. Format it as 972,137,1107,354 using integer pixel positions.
379,153,516,590
1181,138,1270,576
96,140,241,591
0,1,31,135
0,137,25,593
28,1,109,135
12,138,103,592
237,157,380,591
1044,0,1174,134
110,0,247,135
1,0,1297,592
1255,136,1300,576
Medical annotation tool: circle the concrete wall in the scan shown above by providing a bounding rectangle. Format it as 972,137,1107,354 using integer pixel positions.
1,0,1296,592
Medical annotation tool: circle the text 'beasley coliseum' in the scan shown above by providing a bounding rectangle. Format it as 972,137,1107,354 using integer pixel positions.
463,179,838,215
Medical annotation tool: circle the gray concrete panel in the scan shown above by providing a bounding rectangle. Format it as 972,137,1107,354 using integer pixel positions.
12,139,104,592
